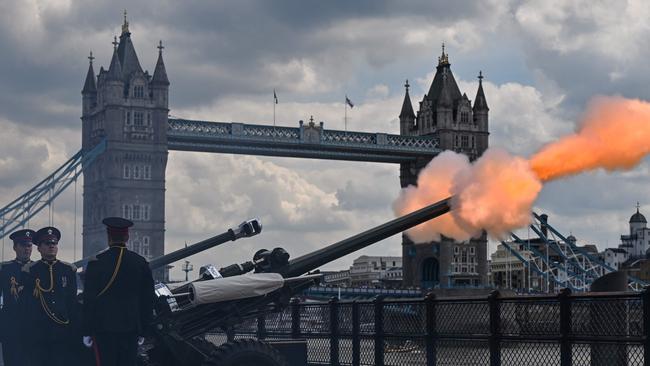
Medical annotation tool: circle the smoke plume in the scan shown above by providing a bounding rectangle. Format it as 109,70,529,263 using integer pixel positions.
394,96,650,243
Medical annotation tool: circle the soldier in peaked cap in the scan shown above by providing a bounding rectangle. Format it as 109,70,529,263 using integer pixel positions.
22,226,79,366
82,217,155,366
0,229,36,366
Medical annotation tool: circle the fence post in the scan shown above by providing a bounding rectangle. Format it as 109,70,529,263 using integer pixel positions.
291,297,301,339
425,292,437,366
374,296,385,366
257,313,266,340
226,326,235,342
330,296,340,366
352,300,361,366
488,290,501,366
641,286,650,366
559,288,572,366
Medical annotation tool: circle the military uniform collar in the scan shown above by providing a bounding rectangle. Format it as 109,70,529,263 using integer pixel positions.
13,259,31,266
40,259,58,265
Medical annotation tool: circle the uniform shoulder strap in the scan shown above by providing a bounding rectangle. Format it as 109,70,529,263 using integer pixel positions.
59,260,78,272
22,261,37,273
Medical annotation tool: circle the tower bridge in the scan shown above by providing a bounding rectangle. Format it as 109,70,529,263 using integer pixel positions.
2,17,490,287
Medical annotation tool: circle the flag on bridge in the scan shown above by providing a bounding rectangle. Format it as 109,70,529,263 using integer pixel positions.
345,96,354,108
274,89,278,104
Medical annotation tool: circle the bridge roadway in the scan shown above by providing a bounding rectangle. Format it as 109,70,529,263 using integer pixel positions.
167,118,440,163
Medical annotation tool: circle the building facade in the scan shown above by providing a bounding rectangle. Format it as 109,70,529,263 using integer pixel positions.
349,256,402,287
81,17,170,281
400,46,489,288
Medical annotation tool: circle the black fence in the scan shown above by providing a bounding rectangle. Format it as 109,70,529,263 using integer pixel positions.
205,289,649,366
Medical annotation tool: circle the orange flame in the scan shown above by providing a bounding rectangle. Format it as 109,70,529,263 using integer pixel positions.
531,96,650,182
395,96,650,243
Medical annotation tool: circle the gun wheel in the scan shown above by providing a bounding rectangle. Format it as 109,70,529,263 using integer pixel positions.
204,338,289,366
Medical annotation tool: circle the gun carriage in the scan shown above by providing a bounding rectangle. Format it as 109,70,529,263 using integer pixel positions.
132,197,451,366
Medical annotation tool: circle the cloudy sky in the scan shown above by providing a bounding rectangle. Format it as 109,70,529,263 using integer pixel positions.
1,0,649,280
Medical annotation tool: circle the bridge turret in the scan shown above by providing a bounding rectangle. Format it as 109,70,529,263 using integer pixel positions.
82,15,170,282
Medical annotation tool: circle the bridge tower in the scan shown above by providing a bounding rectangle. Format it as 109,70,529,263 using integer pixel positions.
400,46,489,289
81,16,170,281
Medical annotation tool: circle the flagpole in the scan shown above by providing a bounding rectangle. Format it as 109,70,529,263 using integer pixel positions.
344,95,348,132
273,90,276,128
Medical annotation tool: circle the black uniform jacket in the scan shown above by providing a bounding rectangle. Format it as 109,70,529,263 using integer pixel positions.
82,245,155,335
22,259,78,341
0,259,31,341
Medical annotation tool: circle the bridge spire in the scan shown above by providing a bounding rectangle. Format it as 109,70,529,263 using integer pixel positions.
473,70,489,111
152,40,169,85
399,79,415,120
122,9,129,34
82,51,97,94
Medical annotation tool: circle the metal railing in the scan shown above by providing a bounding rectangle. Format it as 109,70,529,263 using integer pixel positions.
206,289,649,365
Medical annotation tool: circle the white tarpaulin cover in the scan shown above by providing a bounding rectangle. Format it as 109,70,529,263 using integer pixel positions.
189,273,285,305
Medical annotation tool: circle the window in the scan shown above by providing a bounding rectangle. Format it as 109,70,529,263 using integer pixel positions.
461,266,467,273
455,135,459,147
470,247,475,255
461,249,467,263
123,204,132,219
147,113,151,126
461,135,469,148
133,165,141,179
133,86,144,99
142,236,150,258
132,239,141,255
143,205,150,221
461,111,469,124
143,165,151,180
123,164,131,179
472,136,475,148
454,246,459,255
133,205,141,220
124,111,131,125
134,112,144,126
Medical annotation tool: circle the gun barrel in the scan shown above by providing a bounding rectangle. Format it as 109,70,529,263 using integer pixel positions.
75,218,262,271
281,197,451,278
148,218,262,270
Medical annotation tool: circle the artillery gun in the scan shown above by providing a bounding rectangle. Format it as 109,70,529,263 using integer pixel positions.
139,197,452,366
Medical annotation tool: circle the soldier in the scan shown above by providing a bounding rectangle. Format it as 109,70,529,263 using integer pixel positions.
82,217,155,366
0,229,35,366
23,226,78,366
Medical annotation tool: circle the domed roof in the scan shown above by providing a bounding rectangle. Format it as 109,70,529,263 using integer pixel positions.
566,235,577,242
630,208,647,224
